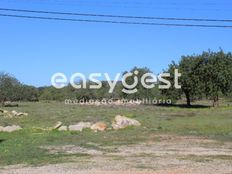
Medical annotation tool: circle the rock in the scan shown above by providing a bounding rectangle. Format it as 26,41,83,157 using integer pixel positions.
1,110,11,117
4,102,19,107
3,110,9,114
58,126,68,131
53,121,63,130
0,126,4,131
69,122,92,132
11,110,18,116
2,125,22,132
4,111,13,118
0,110,29,117
11,110,28,117
90,122,107,132
16,112,28,116
112,115,141,130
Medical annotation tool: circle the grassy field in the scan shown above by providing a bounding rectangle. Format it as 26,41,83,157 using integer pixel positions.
0,101,232,166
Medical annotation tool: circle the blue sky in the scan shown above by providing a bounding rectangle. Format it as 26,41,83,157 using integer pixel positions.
0,0,232,86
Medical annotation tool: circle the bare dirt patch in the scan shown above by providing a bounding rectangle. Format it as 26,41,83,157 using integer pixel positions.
1,134,232,174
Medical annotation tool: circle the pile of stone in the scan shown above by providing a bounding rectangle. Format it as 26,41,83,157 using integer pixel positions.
112,115,141,130
54,115,141,132
0,109,28,117
0,125,22,132
53,121,108,132
0,115,140,133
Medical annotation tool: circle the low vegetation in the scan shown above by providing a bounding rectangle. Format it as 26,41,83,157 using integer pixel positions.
0,101,232,166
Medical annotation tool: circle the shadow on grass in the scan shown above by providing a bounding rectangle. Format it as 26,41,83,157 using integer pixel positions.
156,103,211,109
0,139,6,144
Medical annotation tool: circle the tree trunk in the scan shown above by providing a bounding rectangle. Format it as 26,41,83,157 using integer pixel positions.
212,95,219,107
184,91,191,106
1,98,5,107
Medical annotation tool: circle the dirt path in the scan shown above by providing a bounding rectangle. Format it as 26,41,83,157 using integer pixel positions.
1,135,232,174
0,166,190,174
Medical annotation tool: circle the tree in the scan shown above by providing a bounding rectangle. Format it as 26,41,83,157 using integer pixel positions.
121,67,160,100
20,85,39,101
178,55,205,106
199,50,232,106
163,56,205,106
163,50,232,107
161,62,182,104
38,86,69,101
0,72,22,105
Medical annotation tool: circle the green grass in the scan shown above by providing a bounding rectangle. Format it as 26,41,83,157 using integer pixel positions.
0,101,232,166
179,154,232,163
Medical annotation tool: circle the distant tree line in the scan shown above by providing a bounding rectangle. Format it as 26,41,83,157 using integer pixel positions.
1,50,232,107
0,73,39,105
